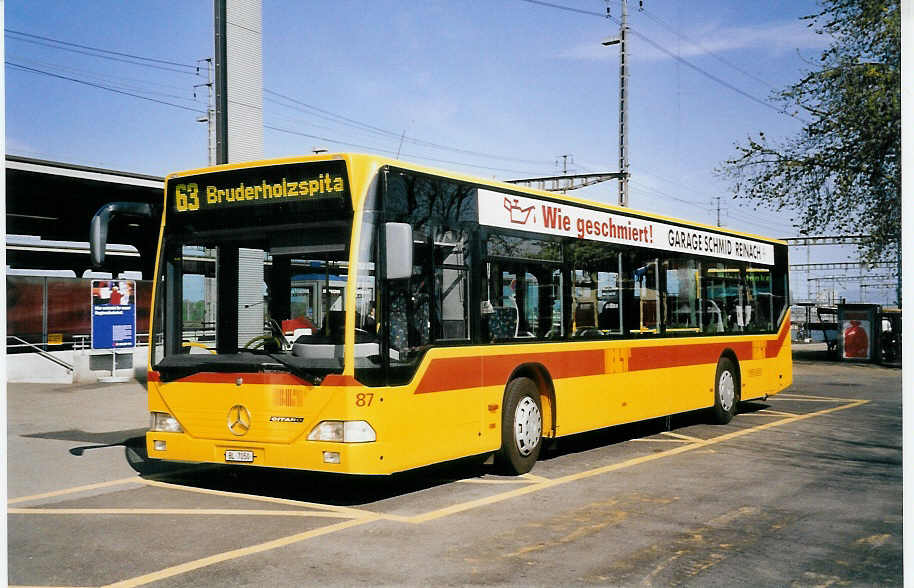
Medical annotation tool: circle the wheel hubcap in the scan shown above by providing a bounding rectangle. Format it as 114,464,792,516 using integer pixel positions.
718,370,735,412
514,397,542,456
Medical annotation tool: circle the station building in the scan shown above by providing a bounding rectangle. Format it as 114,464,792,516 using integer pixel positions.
5,155,163,381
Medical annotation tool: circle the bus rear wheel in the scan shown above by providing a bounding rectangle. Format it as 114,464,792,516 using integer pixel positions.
495,377,543,475
711,357,739,424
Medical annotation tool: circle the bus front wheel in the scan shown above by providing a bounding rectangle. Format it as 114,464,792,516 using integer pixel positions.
711,357,739,425
495,377,543,475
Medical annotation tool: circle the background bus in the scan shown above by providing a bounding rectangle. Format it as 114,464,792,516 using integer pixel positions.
91,153,791,475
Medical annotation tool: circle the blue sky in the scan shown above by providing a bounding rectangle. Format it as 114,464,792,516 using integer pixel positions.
5,1,889,303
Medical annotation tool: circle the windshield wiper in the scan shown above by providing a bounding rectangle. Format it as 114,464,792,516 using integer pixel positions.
263,354,322,385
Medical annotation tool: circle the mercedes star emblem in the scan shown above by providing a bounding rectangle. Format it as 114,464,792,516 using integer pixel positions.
227,404,252,436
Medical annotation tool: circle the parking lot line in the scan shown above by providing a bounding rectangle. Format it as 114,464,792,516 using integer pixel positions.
404,398,868,524
8,477,141,505
774,394,858,402
458,477,532,484
660,431,705,442
8,508,361,518
757,409,799,417
631,437,693,442
102,517,377,588
27,396,869,588
138,478,373,519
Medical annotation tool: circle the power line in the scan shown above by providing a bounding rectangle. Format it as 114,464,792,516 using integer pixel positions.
516,0,807,123
7,55,196,94
5,29,197,71
264,123,547,177
637,8,778,92
266,89,554,166
6,61,205,114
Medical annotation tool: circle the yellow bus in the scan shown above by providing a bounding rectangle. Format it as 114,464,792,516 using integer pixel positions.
91,153,792,475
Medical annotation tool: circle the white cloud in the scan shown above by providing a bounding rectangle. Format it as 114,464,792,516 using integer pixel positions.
561,19,830,62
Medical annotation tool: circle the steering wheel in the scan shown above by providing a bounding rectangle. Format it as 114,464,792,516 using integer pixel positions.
242,319,287,351
267,319,287,347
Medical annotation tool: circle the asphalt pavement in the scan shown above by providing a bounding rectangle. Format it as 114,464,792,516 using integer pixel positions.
6,350,903,587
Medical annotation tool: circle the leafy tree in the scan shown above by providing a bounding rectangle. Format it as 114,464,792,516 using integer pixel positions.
719,0,900,267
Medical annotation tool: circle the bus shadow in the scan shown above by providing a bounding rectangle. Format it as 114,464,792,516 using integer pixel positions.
123,402,772,507
125,436,495,506
540,401,771,460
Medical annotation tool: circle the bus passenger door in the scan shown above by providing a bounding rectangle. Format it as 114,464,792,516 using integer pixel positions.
619,255,671,422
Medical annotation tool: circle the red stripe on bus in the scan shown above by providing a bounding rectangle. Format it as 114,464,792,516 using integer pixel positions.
628,341,753,371
413,350,605,395
766,317,791,358
321,374,362,387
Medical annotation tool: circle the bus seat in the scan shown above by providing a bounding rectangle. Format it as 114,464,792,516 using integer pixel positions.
574,301,596,328
488,306,517,341
415,294,430,345
326,310,346,342
390,291,408,351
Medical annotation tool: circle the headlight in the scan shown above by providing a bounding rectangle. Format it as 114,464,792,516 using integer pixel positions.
307,420,376,443
150,412,183,433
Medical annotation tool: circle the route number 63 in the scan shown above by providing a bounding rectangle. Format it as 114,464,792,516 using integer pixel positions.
174,183,200,212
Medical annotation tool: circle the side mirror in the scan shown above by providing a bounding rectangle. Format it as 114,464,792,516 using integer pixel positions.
385,222,413,280
90,202,154,267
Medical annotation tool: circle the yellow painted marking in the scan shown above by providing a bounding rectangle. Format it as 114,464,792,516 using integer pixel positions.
758,409,798,417
402,399,869,524
8,477,140,505
520,473,551,483
457,477,531,485
856,534,890,547
660,431,705,443
631,438,693,443
102,517,375,588
24,397,869,588
775,394,857,402
138,478,373,519
8,508,359,518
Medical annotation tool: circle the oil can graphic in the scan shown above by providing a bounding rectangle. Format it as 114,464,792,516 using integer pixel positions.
504,197,535,225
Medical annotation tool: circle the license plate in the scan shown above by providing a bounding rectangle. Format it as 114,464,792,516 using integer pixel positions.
225,450,254,463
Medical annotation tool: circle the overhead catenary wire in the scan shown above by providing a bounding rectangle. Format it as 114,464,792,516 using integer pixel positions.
265,89,555,166
6,61,206,114
5,29,198,71
264,123,549,177
516,0,808,123
4,29,555,175
7,55,200,95
636,7,779,92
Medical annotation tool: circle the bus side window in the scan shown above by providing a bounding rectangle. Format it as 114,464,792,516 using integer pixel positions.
702,262,743,333
663,257,700,334
627,256,659,334
745,265,773,332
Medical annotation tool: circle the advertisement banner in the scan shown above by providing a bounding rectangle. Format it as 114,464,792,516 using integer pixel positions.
478,189,775,266
842,312,872,360
91,280,136,350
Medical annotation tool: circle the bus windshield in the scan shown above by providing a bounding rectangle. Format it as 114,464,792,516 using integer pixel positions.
150,159,362,383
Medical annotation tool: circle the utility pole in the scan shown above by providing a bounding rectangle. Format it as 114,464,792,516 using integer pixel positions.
714,196,721,227
214,0,228,165
195,58,215,166
603,0,629,207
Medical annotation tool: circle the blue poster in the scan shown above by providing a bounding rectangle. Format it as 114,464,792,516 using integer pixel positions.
91,280,136,349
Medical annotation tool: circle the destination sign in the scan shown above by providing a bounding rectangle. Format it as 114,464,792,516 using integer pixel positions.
167,160,349,215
